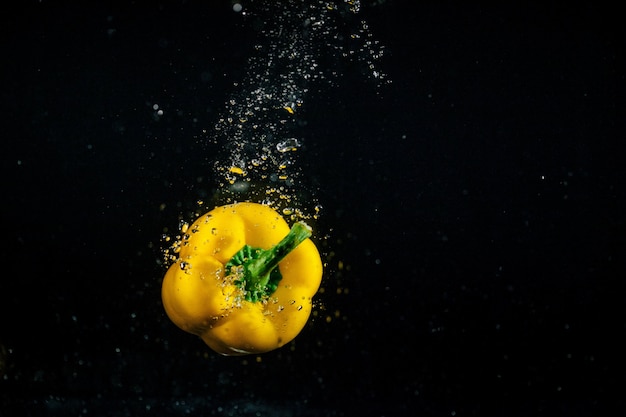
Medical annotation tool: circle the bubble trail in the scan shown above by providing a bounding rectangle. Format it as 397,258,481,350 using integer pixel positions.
209,0,389,219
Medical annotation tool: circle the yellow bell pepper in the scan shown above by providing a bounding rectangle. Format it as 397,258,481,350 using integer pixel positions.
161,202,323,356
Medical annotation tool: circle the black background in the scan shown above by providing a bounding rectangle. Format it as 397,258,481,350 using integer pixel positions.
1,1,623,416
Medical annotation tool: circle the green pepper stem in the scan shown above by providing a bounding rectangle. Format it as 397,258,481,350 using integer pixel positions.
231,222,312,302
246,222,311,281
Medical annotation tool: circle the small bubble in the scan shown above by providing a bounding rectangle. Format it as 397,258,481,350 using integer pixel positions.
276,138,300,153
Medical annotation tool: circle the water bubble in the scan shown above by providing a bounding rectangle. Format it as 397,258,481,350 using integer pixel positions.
276,138,300,153
229,180,250,194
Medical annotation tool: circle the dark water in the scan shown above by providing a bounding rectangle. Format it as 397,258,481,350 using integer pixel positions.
1,1,623,416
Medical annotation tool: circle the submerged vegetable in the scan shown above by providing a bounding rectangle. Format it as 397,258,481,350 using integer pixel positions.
161,202,323,356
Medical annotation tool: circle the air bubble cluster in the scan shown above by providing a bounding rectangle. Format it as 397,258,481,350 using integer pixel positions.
206,0,388,220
